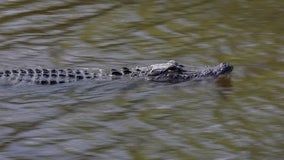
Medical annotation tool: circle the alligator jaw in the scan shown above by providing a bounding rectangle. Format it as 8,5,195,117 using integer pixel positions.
183,62,234,81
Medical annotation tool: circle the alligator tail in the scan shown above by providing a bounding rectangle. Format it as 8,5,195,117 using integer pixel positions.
0,68,99,85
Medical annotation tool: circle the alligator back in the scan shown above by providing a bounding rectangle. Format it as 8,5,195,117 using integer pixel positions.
0,68,106,85
0,60,233,85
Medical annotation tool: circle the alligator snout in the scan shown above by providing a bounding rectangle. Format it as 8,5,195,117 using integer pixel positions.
218,63,234,75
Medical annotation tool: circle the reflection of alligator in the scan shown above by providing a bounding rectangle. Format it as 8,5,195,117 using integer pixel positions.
0,60,233,85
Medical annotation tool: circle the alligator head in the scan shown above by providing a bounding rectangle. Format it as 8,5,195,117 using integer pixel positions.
141,60,233,83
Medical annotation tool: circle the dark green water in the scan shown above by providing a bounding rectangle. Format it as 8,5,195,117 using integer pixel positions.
0,1,283,160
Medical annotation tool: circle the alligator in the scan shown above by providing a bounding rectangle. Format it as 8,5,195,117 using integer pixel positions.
0,60,233,85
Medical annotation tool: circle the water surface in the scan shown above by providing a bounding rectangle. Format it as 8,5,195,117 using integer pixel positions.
0,0,283,160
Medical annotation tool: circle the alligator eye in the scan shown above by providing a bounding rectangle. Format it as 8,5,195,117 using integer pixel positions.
166,65,186,73
167,66,178,71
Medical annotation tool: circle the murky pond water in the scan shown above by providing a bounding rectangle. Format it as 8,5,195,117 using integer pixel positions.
0,0,283,159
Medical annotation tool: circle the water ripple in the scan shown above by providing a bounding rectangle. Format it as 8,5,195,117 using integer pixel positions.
0,0,283,159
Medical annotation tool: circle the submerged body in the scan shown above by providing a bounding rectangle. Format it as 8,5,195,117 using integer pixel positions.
0,60,233,85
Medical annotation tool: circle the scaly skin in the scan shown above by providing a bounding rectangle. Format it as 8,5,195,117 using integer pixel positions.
0,60,233,85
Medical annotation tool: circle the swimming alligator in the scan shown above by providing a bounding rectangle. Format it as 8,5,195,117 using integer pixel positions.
0,60,233,85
